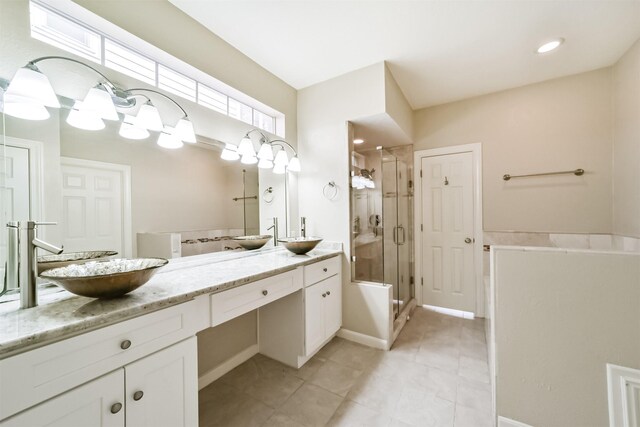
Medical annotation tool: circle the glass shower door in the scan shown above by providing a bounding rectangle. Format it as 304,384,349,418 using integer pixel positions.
381,153,399,318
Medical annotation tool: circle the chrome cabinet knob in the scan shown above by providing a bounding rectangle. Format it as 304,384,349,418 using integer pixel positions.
326,291,331,296
262,290,268,296
323,268,328,272
110,403,122,414
464,237,473,244
133,390,144,401
120,340,132,350
322,293,326,298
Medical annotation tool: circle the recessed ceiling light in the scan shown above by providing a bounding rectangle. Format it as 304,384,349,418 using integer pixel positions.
353,138,364,144
536,38,564,54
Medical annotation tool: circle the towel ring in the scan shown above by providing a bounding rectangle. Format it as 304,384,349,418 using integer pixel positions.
323,181,338,200
262,187,274,204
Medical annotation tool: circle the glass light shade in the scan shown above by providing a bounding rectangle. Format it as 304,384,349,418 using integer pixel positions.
4,66,60,109
157,127,183,149
221,144,240,161
81,86,119,121
175,117,196,143
257,143,274,160
238,137,256,157
135,102,163,132
258,158,274,169
3,95,50,120
273,149,289,166
119,114,149,140
241,153,258,165
66,101,105,131
287,156,301,172
273,164,286,174
221,148,240,161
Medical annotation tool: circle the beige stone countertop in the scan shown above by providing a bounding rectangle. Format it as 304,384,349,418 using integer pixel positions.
0,244,343,358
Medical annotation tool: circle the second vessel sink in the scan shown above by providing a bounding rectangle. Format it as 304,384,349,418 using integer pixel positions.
232,235,272,250
278,237,323,255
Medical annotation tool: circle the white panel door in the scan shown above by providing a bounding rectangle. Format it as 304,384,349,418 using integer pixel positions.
60,159,130,257
0,369,124,427
125,337,198,427
420,152,475,312
1,146,30,222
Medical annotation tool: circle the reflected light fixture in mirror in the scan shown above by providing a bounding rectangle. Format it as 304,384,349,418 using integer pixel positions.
257,142,274,160
80,84,119,121
258,158,274,169
238,136,257,157
119,114,150,140
157,126,183,149
241,153,258,165
273,164,286,174
66,100,105,131
288,156,301,172
273,148,289,167
221,144,240,160
353,138,364,144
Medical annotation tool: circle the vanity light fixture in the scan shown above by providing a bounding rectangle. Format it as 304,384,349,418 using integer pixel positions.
3,56,198,148
536,38,564,54
220,129,301,173
119,114,150,140
157,126,183,149
353,138,364,144
66,100,105,131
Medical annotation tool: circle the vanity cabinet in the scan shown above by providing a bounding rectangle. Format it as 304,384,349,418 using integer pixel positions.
304,274,342,356
0,337,197,427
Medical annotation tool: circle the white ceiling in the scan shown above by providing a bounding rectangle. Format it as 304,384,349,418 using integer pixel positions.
169,0,640,109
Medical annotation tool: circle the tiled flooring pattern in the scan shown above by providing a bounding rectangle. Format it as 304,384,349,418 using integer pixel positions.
199,307,492,427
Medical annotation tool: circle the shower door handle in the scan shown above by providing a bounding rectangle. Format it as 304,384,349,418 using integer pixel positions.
398,226,406,245
392,226,397,244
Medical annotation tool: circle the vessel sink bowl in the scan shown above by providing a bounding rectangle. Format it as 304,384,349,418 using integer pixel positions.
232,235,272,250
278,237,323,255
38,250,118,274
40,258,168,299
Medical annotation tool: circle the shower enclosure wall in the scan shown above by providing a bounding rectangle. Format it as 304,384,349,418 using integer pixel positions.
350,144,414,321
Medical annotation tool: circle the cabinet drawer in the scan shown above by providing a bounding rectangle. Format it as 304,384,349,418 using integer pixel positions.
210,268,303,327
304,256,341,287
0,297,208,421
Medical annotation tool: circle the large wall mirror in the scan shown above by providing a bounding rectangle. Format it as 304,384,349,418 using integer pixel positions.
0,0,298,296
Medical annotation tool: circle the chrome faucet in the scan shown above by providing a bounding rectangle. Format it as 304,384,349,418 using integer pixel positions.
7,221,63,309
300,217,306,238
267,217,279,246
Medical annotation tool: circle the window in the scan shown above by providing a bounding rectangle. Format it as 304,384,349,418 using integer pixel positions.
29,1,284,136
104,39,155,85
198,84,227,115
228,98,253,125
158,65,196,102
30,2,101,63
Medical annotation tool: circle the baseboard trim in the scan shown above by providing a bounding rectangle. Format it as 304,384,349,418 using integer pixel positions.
337,328,389,350
497,416,533,427
198,344,259,390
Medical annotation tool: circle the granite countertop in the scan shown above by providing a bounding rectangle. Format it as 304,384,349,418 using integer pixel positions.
0,244,343,358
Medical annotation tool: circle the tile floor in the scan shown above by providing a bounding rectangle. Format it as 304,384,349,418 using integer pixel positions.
199,306,492,427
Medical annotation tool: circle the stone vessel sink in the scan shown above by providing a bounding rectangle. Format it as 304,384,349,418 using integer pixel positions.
38,250,118,274
232,235,272,250
40,258,168,299
278,237,323,255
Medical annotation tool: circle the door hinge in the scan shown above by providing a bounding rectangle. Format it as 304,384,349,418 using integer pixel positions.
351,256,356,262
420,170,423,178
410,276,414,285
420,224,423,232
421,277,424,286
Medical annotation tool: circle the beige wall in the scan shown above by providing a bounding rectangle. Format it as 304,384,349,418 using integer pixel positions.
493,248,640,426
414,69,614,234
613,39,640,238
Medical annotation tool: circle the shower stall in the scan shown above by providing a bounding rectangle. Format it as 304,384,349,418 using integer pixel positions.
350,144,414,321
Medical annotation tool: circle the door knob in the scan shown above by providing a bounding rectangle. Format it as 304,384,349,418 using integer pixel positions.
110,403,122,414
464,237,473,244
133,390,144,401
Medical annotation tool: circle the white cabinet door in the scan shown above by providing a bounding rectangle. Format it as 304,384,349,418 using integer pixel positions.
305,282,326,356
0,369,124,427
324,275,342,337
125,337,198,427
